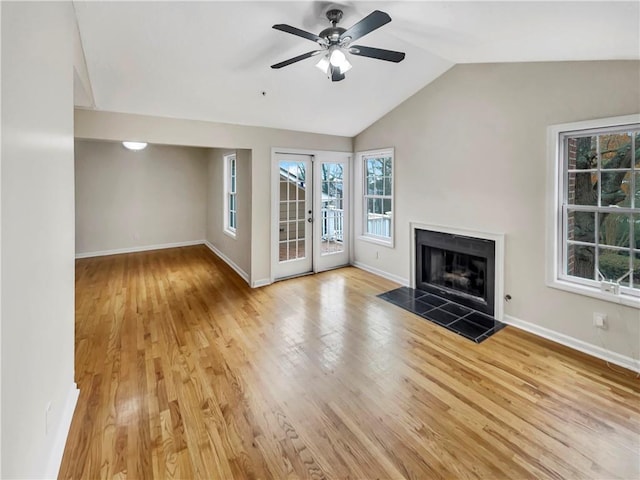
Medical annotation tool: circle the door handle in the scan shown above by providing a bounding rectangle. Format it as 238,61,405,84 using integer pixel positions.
307,217,313,223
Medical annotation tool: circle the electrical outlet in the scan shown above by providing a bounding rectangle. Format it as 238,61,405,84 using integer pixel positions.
593,312,607,329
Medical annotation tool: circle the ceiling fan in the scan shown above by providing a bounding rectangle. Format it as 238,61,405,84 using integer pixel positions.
271,9,405,82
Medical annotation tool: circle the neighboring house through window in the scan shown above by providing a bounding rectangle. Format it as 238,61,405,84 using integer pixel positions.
547,115,640,307
224,153,237,237
359,148,394,246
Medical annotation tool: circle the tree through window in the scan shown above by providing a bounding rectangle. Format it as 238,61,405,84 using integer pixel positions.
562,125,640,294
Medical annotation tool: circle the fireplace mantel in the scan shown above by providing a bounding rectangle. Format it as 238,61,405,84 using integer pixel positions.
409,222,505,321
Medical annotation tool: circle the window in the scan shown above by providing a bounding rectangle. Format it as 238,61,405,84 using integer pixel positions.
224,153,237,237
361,148,394,245
548,115,640,307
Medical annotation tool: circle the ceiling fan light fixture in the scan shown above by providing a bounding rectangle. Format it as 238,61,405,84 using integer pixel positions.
329,47,352,73
329,48,345,66
315,52,351,79
338,58,352,74
315,55,330,73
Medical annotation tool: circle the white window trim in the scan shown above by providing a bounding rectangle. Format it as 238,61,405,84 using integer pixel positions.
546,114,640,309
223,152,237,238
355,148,395,248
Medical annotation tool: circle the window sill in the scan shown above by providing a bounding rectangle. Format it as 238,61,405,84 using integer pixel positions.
358,234,394,248
223,229,237,239
548,278,640,309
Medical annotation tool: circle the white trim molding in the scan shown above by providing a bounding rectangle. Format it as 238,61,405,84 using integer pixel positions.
355,147,395,248
352,260,409,287
75,240,205,259
503,314,640,373
546,113,640,309
251,278,272,288
44,383,79,479
204,241,249,285
223,152,238,238
409,222,505,321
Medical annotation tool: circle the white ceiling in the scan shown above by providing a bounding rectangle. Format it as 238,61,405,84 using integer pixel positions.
73,1,640,137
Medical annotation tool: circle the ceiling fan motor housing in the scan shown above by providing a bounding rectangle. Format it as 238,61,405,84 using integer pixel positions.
320,9,347,44
319,26,347,44
326,9,343,25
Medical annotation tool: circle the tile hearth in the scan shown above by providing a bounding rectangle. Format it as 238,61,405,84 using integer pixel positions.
378,287,505,343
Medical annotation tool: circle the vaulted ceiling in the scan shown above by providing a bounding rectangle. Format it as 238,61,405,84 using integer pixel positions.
73,1,640,137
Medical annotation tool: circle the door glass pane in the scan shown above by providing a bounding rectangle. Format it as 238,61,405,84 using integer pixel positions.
320,162,345,255
279,160,307,262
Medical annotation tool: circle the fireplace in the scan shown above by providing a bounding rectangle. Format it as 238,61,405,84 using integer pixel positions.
377,224,504,342
415,229,495,316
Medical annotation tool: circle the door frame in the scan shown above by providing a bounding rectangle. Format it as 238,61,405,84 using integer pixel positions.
271,151,314,280
270,147,352,283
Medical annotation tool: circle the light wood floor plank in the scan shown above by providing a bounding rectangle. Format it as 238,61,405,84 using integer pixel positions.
60,245,640,479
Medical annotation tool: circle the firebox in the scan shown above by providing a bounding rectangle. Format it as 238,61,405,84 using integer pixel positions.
415,229,495,316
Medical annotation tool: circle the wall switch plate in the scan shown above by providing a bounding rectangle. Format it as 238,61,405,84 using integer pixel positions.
593,312,607,329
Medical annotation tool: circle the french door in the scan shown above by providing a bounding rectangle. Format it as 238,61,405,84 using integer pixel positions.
274,153,313,278
272,150,349,280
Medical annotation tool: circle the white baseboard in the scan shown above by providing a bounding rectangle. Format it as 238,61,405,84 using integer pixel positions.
203,241,250,285
45,383,79,479
75,240,205,259
352,261,409,287
503,314,640,373
251,278,271,288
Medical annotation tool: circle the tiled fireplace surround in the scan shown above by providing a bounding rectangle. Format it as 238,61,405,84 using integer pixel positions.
378,224,506,343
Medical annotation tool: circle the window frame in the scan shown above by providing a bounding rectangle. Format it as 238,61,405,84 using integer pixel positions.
223,152,237,238
358,148,395,247
546,114,640,308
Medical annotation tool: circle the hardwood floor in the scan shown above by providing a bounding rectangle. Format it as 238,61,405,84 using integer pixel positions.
60,245,640,479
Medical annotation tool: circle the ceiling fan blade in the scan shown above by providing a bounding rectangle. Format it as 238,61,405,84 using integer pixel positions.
349,45,405,63
271,50,322,69
273,24,324,44
330,66,345,82
339,10,391,43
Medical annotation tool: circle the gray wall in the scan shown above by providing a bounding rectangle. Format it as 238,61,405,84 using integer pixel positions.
354,60,640,362
74,109,353,285
75,140,208,255
1,3,77,477
206,148,252,278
